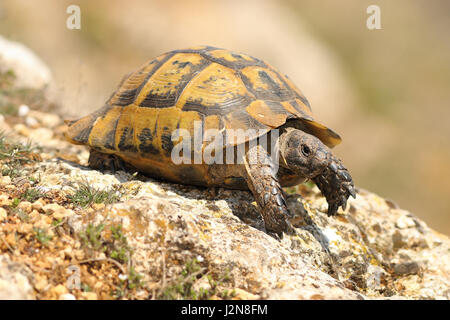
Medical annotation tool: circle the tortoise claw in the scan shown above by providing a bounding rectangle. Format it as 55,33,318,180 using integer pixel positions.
338,170,351,182
314,155,355,216
346,185,356,198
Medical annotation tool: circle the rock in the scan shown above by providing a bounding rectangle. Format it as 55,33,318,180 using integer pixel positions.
0,208,7,222
232,288,260,300
0,255,35,299
0,194,11,206
0,149,438,300
18,105,30,117
81,292,98,300
54,161,448,300
17,201,32,213
0,36,52,90
25,116,39,128
28,127,54,142
0,176,12,185
79,197,361,299
396,214,417,229
12,123,30,137
34,275,49,292
59,293,76,300
28,110,61,129
49,285,68,299
393,261,421,276
42,203,64,215
32,199,46,212
42,203,72,220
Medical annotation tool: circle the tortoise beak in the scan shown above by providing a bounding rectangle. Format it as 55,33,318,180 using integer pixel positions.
313,155,356,216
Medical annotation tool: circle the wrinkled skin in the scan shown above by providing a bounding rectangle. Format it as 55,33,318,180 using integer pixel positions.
279,128,355,216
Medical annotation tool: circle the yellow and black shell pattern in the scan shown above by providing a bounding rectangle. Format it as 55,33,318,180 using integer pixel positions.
65,46,341,184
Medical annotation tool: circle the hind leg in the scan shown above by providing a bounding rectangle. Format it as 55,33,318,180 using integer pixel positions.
88,149,129,173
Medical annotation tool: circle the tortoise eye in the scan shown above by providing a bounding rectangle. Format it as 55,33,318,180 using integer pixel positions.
301,144,311,157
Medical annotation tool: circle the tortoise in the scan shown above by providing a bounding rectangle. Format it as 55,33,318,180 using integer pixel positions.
65,46,355,235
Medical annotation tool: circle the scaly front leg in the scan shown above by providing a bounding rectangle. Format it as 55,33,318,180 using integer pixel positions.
242,145,295,235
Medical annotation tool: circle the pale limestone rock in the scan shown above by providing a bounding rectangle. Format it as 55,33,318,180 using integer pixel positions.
0,36,52,90
0,255,35,300
31,160,447,300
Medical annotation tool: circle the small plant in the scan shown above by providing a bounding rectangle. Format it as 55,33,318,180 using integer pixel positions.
112,287,125,299
21,188,45,202
0,132,39,179
127,267,143,290
0,133,34,158
79,223,132,263
15,208,30,222
29,174,41,185
110,247,128,264
218,288,237,300
11,198,20,208
34,227,52,246
110,224,127,243
78,222,144,299
159,259,205,299
68,182,121,208
79,223,105,251
112,266,144,299
51,218,64,227
158,259,235,300
109,224,130,264
81,283,92,293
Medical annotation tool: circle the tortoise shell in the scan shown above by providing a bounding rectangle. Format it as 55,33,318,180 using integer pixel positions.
65,46,341,185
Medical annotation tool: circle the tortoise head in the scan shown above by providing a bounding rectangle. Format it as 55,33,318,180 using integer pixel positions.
279,128,356,215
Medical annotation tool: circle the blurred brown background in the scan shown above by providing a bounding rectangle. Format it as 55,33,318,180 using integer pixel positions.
1,0,449,234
